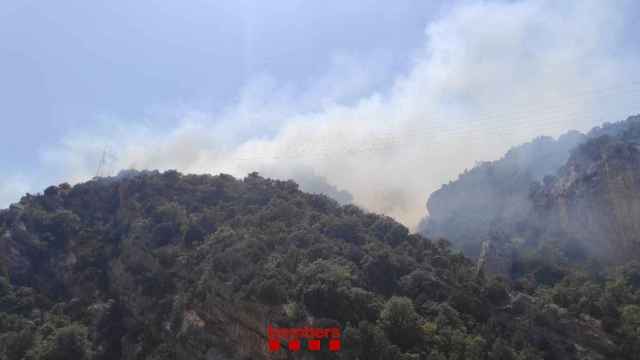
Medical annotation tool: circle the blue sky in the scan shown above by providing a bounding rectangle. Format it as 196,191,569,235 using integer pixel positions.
0,0,439,167
1,1,639,228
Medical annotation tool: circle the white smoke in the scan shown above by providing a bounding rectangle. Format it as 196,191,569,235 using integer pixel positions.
39,0,640,229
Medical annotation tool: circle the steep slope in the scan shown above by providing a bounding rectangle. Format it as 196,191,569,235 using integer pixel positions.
422,115,640,262
421,130,586,256
0,171,627,359
531,124,640,262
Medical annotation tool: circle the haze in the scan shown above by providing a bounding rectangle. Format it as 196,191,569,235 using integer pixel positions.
1,0,639,229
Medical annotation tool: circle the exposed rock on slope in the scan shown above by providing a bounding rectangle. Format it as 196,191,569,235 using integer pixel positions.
531,126,640,261
422,115,640,265
421,130,586,256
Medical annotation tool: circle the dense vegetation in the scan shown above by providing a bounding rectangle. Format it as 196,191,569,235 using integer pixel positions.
1,169,639,359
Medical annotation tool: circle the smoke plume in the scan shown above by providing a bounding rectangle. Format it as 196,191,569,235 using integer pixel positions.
38,1,640,229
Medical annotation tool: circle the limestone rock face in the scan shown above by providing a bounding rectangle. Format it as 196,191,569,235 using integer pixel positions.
423,115,640,265
422,131,586,257
476,238,514,277
532,130,640,261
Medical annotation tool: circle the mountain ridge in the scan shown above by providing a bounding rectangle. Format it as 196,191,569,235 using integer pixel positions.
2,169,635,359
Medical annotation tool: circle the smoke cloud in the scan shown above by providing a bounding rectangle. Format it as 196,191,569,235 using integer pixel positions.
38,0,640,229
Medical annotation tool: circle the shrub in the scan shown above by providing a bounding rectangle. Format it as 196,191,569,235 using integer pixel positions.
379,296,421,350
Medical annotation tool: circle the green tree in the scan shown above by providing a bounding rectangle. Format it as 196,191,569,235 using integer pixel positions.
621,305,640,337
29,324,92,360
488,338,515,360
464,335,487,360
620,304,640,353
379,296,421,350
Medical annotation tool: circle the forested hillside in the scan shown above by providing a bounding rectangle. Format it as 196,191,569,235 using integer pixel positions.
2,170,639,359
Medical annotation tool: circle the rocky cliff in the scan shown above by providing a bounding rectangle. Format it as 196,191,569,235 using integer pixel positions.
421,130,586,257
532,123,640,262
422,115,640,268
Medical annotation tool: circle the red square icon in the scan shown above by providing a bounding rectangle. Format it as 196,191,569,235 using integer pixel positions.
329,339,341,351
288,339,301,352
268,340,280,352
308,339,321,351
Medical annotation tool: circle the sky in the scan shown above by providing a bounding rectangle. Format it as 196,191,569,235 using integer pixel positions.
1,0,640,229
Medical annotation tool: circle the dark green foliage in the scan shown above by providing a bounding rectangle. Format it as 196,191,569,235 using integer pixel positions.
486,277,510,305
255,279,286,306
488,338,515,360
0,170,637,359
379,296,422,350
30,324,92,360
